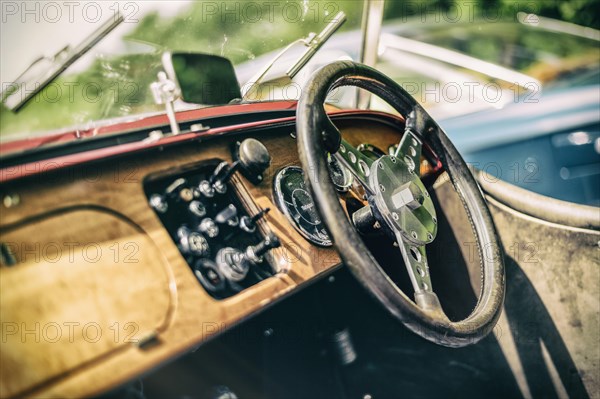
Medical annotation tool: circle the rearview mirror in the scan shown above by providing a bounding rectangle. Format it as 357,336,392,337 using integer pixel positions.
162,52,241,105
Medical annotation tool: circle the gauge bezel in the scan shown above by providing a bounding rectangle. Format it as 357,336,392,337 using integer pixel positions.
273,166,333,247
327,153,354,192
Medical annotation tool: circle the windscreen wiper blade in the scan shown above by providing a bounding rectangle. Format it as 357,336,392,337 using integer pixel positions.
1,14,124,112
241,11,346,100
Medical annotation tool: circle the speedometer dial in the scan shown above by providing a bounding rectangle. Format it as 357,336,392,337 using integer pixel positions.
273,166,332,247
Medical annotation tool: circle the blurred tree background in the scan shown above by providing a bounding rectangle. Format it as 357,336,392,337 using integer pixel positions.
2,0,599,139
124,0,600,65
385,0,600,29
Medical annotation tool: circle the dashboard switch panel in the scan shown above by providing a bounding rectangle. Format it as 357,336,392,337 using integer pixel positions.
144,159,278,299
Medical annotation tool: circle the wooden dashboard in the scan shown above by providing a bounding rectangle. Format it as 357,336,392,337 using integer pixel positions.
0,116,405,398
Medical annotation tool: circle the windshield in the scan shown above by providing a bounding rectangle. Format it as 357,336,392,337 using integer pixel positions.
0,1,363,143
1,1,598,146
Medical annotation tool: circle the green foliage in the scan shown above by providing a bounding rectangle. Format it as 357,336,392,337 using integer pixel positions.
124,0,364,65
385,0,600,28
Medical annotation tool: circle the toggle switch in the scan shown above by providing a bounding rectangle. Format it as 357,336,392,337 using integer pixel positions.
240,208,270,233
244,233,281,264
197,180,215,198
215,204,239,226
199,218,219,238
216,234,280,283
189,200,207,218
149,193,168,213
210,161,240,194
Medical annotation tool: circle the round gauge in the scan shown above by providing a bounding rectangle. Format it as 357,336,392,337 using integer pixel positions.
327,154,353,192
273,166,332,247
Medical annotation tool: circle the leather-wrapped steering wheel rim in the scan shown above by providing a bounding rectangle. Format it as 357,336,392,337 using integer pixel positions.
296,61,505,348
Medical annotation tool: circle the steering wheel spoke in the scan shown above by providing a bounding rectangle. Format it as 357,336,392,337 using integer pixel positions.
395,127,422,177
334,139,375,194
397,236,432,293
396,235,448,320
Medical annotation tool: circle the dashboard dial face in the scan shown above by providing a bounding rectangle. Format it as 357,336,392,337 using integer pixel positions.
327,154,353,192
273,166,332,247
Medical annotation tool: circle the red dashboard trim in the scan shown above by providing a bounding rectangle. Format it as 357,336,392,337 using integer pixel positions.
0,101,299,154
0,101,408,184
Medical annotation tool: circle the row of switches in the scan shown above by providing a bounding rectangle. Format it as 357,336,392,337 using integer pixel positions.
145,138,277,299
177,205,271,254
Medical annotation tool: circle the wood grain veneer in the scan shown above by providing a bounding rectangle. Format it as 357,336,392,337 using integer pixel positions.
0,118,403,397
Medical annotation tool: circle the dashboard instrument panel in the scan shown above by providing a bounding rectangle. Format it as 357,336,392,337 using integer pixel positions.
0,111,409,398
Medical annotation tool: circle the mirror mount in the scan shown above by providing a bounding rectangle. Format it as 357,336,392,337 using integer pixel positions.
150,69,181,135
151,51,241,136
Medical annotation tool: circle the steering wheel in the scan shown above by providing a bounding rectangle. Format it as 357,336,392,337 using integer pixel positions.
296,61,505,348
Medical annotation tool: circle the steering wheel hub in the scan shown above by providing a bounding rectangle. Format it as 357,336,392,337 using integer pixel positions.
370,155,438,245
